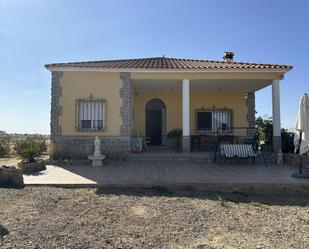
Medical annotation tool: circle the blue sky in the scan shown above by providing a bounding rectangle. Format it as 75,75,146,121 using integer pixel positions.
0,0,308,134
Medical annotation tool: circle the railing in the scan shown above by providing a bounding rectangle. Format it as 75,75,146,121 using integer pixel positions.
191,127,258,152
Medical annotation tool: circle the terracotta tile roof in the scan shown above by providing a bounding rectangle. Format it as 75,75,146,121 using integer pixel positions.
45,57,292,70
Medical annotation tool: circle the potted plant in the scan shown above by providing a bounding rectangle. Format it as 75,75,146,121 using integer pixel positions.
167,128,182,152
131,129,143,153
15,135,47,173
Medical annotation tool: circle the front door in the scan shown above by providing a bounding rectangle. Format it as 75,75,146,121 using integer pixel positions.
146,109,162,145
145,99,166,146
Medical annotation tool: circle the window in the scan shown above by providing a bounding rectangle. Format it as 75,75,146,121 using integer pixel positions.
196,109,232,133
75,96,106,131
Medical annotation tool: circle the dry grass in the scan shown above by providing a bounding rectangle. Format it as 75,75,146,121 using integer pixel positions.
0,187,308,249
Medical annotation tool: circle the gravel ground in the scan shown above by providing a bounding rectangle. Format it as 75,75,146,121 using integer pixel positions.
0,187,308,249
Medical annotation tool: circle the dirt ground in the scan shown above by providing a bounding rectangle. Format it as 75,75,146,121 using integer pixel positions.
0,187,308,249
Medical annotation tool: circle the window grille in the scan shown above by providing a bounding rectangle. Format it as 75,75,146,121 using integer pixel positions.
75,96,106,131
196,109,232,133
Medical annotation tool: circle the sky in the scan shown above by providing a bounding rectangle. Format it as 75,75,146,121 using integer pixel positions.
0,0,308,134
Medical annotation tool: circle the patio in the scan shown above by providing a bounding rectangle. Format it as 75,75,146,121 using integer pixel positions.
24,162,309,195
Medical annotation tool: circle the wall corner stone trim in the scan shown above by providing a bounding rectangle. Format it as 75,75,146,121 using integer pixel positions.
50,71,63,137
119,72,132,137
246,92,255,136
161,108,167,146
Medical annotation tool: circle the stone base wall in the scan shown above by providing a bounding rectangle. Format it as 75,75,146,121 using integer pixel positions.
262,152,277,164
273,136,282,152
283,153,309,169
51,136,131,160
182,136,190,153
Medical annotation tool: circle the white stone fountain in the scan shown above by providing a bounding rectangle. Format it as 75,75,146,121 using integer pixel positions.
88,136,106,166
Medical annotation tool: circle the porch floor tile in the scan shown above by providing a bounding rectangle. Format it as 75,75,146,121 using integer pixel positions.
23,163,309,192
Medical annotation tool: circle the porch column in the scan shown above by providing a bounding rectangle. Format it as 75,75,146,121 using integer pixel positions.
272,79,282,153
182,79,190,152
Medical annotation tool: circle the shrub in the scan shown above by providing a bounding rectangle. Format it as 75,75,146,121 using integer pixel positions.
167,128,182,138
15,135,47,162
256,116,293,152
105,151,126,163
0,131,10,157
256,116,273,151
53,150,88,160
18,160,46,174
167,128,182,152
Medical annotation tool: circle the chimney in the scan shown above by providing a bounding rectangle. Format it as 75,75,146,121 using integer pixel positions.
223,51,234,62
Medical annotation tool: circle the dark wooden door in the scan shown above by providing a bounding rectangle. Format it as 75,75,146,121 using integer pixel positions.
146,109,162,145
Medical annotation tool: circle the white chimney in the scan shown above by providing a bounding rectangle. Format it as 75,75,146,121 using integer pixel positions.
223,52,235,62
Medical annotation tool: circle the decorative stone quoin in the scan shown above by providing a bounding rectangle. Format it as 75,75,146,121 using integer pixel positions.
246,92,255,136
119,72,132,137
50,71,63,137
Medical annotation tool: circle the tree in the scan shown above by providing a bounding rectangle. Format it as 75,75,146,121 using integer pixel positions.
15,135,47,162
256,116,273,151
0,131,10,157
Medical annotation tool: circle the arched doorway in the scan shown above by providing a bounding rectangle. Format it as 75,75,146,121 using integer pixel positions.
145,99,166,145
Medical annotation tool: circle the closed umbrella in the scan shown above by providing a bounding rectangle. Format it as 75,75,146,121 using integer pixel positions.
292,93,309,178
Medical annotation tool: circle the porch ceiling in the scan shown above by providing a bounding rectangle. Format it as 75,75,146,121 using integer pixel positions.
133,78,273,92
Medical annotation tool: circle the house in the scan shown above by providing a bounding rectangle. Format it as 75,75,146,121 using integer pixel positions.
45,53,292,159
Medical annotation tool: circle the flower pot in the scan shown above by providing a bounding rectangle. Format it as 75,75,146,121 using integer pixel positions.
0,165,24,187
167,137,178,150
18,160,46,174
131,137,143,153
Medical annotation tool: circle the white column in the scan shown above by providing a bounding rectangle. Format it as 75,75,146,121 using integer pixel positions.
272,79,281,137
182,79,190,136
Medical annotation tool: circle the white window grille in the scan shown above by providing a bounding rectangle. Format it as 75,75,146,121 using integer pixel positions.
196,109,232,133
75,96,106,131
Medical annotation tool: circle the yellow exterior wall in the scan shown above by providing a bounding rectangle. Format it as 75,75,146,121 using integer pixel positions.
59,71,122,136
58,71,251,137
133,91,248,136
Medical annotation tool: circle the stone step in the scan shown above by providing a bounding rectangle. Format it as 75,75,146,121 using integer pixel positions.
125,152,275,164
125,152,215,163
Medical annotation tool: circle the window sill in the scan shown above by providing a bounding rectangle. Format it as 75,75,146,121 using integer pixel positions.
76,128,107,132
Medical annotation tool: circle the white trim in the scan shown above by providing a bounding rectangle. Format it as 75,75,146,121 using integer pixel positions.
45,66,292,74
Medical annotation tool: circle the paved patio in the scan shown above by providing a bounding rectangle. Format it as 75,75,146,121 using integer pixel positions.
23,162,309,194
23,165,97,186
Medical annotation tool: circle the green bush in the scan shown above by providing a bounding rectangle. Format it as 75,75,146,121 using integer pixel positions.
256,116,292,152
105,151,127,163
52,150,88,160
167,128,182,138
256,116,273,151
15,135,47,162
0,131,10,157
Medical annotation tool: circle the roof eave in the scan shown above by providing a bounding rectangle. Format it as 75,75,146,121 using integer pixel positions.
44,66,292,74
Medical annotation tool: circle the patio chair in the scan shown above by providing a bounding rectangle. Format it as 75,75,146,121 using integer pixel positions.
215,132,267,167
142,137,150,152
219,144,256,165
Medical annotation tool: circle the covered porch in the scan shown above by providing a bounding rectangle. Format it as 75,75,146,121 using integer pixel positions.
130,71,284,154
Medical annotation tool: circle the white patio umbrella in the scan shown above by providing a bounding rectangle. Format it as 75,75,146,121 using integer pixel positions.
294,93,309,155
292,93,309,178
